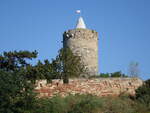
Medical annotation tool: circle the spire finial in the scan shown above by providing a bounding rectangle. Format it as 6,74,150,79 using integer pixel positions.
75,10,86,29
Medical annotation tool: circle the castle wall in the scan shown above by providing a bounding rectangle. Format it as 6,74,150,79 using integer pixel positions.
35,78,143,97
63,28,98,76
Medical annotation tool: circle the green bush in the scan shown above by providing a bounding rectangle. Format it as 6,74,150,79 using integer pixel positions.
110,71,127,77
102,96,137,113
34,94,150,113
99,71,128,78
0,70,37,113
99,73,109,77
67,94,102,113
35,96,69,113
135,79,150,109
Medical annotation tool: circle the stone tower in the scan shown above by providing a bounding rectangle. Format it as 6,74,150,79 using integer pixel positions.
63,16,98,76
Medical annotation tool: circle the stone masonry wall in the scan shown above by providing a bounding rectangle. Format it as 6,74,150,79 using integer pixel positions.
63,29,98,76
35,78,143,98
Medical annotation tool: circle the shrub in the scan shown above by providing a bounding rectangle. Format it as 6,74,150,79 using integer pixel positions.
0,70,37,113
100,73,109,77
135,79,150,109
110,71,127,77
99,71,128,78
102,97,136,113
35,96,69,113
67,94,102,113
34,94,150,113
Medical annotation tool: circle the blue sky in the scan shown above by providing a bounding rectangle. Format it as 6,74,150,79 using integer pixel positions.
0,0,150,80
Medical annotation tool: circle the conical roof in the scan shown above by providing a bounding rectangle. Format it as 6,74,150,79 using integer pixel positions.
76,17,86,29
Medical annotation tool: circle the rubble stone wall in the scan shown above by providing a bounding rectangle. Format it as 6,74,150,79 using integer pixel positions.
35,78,143,98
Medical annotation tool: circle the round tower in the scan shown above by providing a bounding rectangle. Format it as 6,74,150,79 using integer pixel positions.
63,16,98,76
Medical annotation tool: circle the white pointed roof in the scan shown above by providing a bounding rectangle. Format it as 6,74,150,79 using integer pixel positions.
76,16,86,29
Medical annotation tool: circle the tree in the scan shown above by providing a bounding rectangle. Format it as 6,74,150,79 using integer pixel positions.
100,73,109,77
128,62,140,77
111,71,127,77
50,58,62,79
26,59,58,83
0,51,38,112
56,48,86,84
100,72,127,78
0,70,37,113
0,50,38,71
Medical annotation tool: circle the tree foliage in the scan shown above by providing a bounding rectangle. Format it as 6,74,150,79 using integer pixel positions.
0,50,38,113
0,50,37,71
100,73,110,77
100,71,127,78
0,50,149,112
0,70,36,113
56,48,86,83
111,71,127,77
135,79,150,108
26,59,59,83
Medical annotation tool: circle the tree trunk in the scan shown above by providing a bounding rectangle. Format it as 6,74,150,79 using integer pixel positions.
63,74,69,84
